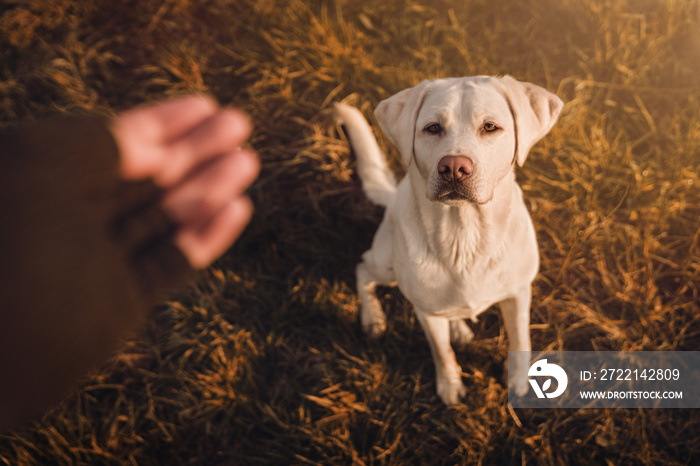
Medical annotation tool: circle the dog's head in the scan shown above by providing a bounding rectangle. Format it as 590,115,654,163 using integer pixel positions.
375,76,563,205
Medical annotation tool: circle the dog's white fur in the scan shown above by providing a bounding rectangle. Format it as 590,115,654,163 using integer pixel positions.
334,76,563,405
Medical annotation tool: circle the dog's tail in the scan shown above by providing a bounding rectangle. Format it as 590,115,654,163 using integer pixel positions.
334,103,396,207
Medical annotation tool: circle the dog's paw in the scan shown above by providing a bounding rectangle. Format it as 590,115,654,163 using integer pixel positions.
359,292,387,338
362,320,387,338
506,352,530,396
506,365,530,396
436,374,467,405
508,374,530,397
449,320,474,351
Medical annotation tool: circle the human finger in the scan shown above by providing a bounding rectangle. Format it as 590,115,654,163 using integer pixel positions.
114,95,220,180
156,109,253,187
160,148,260,225
174,196,254,269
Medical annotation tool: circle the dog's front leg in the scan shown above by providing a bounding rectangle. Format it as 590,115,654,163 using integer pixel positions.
415,311,466,405
356,262,387,337
500,285,532,396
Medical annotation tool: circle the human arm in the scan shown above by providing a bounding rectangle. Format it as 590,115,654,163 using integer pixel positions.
0,96,259,430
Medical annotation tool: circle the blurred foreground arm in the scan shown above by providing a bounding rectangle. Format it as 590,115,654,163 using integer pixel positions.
0,96,259,431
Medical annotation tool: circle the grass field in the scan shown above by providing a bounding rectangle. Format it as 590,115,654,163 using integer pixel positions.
1,0,699,464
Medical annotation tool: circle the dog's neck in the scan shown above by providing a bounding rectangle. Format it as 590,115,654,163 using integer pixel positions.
411,168,519,269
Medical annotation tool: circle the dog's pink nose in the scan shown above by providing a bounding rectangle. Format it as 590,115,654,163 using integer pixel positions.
438,156,473,182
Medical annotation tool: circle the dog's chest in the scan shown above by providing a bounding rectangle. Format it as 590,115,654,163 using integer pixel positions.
391,206,535,318
394,240,512,318
394,228,513,318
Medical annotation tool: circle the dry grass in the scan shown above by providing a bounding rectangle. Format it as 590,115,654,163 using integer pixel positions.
1,0,699,464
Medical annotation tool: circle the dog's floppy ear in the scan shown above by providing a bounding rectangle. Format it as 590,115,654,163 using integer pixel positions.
375,80,431,167
498,75,564,166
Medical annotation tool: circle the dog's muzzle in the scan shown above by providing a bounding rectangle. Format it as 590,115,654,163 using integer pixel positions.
435,156,475,202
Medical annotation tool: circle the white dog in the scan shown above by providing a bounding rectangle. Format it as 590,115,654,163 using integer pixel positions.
334,76,563,405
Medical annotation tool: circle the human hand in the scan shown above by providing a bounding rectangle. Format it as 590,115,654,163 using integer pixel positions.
111,96,260,269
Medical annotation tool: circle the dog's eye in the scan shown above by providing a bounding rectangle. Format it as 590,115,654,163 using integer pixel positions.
483,123,499,132
424,123,443,134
